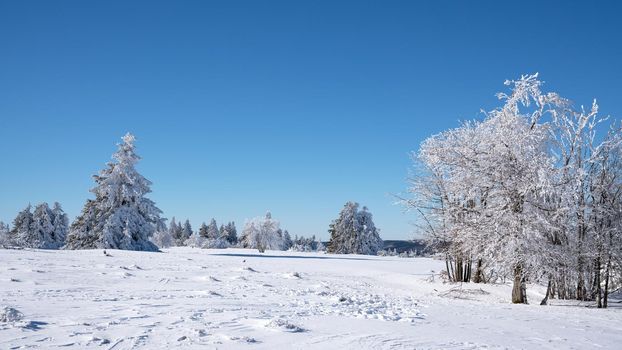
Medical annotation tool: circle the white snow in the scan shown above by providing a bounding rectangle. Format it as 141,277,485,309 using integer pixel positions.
1,248,621,349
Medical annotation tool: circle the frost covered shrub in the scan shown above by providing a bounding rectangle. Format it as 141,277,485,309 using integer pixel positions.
240,212,283,253
150,229,175,248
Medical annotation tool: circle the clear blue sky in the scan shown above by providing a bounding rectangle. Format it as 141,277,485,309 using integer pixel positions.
1,1,621,240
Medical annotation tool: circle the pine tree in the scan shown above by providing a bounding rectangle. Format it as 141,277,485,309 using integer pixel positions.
0,221,11,246
198,222,209,238
282,230,293,250
50,202,69,248
207,218,219,240
168,217,184,246
10,204,34,247
357,206,383,255
225,221,238,245
181,219,193,243
65,133,163,251
31,203,56,249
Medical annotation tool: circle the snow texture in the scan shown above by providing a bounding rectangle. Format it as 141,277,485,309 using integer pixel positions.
1,247,620,349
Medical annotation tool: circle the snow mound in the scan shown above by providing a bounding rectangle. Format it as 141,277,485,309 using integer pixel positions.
266,318,306,333
0,306,24,323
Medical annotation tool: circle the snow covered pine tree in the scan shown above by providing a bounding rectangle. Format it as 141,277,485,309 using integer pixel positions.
65,133,164,251
327,202,383,255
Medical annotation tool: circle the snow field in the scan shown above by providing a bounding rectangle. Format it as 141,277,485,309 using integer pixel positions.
1,248,621,349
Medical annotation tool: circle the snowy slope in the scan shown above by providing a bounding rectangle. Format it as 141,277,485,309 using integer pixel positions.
1,248,621,349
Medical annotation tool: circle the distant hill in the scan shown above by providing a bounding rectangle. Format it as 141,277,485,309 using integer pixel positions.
319,239,430,255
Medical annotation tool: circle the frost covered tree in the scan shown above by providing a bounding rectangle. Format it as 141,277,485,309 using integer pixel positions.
180,219,193,244
10,204,34,247
327,202,382,255
0,221,10,247
168,217,184,246
240,212,283,252
282,230,293,250
223,221,238,245
50,202,69,247
405,75,560,303
403,74,622,306
32,203,59,249
150,229,174,248
65,133,164,251
151,219,174,248
204,218,229,248
206,219,219,240
185,228,206,248
198,222,209,238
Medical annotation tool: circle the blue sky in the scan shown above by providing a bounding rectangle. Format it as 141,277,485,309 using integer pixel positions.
1,1,621,240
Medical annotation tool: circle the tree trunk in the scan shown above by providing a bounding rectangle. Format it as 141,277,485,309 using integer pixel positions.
603,256,611,308
455,257,463,283
445,256,453,282
594,257,602,308
464,259,472,282
577,266,587,301
540,278,553,305
473,259,484,283
549,278,556,299
512,264,528,304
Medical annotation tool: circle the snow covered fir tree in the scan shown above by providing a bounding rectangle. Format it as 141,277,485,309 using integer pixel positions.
65,133,165,251
327,202,383,255
5,202,68,249
220,221,238,245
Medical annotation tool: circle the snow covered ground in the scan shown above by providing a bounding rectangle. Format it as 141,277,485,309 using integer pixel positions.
1,248,621,349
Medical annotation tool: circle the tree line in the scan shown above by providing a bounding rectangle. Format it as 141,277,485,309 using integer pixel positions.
1,133,382,255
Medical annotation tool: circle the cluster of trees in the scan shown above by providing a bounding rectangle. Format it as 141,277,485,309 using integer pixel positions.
405,74,622,307
0,203,68,249
327,201,383,255
179,218,238,249
290,234,325,252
